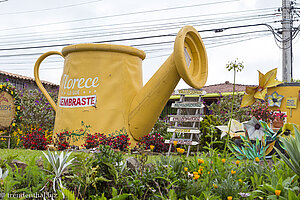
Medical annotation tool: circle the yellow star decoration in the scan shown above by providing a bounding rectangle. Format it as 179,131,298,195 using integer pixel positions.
241,68,282,107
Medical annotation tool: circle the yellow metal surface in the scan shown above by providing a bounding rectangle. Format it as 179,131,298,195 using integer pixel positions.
267,84,300,128
34,26,208,147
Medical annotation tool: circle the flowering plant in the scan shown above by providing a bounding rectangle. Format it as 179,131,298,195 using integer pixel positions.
82,129,130,151
20,88,57,131
137,132,169,153
21,127,48,150
97,133,109,145
274,110,287,121
54,131,71,150
83,133,99,149
110,133,130,151
250,101,276,122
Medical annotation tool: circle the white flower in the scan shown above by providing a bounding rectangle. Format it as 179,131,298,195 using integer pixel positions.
216,119,245,138
244,117,265,140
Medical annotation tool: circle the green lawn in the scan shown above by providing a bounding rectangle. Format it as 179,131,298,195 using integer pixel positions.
0,148,184,165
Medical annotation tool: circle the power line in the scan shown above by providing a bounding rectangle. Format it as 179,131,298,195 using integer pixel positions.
0,28,272,60
0,0,241,32
0,7,278,39
0,23,274,52
0,15,279,47
0,0,102,15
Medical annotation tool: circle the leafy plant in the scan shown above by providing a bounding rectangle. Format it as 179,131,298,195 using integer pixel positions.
275,126,300,187
199,115,224,152
228,135,272,160
42,150,74,192
10,156,47,195
95,145,123,166
152,119,169,138
253,175,299,199
208,94,252,125
67,153,111,199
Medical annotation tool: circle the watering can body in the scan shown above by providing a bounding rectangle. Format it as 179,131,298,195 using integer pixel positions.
34,26,208,147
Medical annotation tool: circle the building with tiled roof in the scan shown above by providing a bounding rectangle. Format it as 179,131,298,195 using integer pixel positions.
202,81,251,94
161,81,256,118
0,70,58,91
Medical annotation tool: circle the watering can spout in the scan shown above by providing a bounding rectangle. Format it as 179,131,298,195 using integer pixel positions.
128,26,208,141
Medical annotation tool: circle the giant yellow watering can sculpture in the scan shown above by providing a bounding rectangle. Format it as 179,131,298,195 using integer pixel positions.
34,26,208,147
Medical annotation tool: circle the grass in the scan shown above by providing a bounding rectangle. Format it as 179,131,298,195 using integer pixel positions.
0,148,189,165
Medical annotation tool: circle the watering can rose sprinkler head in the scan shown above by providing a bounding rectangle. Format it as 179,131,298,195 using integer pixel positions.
34,26,208,147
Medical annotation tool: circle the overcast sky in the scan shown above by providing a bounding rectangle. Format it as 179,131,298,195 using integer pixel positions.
0,0,299,89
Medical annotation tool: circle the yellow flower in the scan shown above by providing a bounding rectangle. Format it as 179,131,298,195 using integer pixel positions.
150,145,154,150
227,196,232,200
207,171,210,175
213,184,218,189
236,160,240,165
221,158,226,164
238,179,243,183
17,106,20,110
193,175,200,180
11,91,13,95
184,167,188,172
176,148,180,152
255,157,260,162
275,190,281,197
12,123,15,126
198,159,204,164
173,141,178,146
231,170,236,175
193,172,198,176
0,85,2,89
198,166,204,174
179,148,185,154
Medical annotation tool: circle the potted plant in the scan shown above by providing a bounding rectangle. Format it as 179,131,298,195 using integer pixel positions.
272,110,287,128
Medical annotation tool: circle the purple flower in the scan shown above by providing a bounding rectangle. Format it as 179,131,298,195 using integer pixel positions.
239,193,250,197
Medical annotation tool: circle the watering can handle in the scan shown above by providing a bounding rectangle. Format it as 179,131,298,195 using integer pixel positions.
34,51,64,112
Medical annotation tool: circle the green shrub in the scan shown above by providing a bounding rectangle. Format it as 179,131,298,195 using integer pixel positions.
20,88,58,131
199,115,224,152
208,94,251,125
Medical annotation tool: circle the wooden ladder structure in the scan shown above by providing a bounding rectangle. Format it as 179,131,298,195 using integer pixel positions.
166,89,205,156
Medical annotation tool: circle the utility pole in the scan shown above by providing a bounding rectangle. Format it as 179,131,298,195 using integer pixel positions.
282,0,293,82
